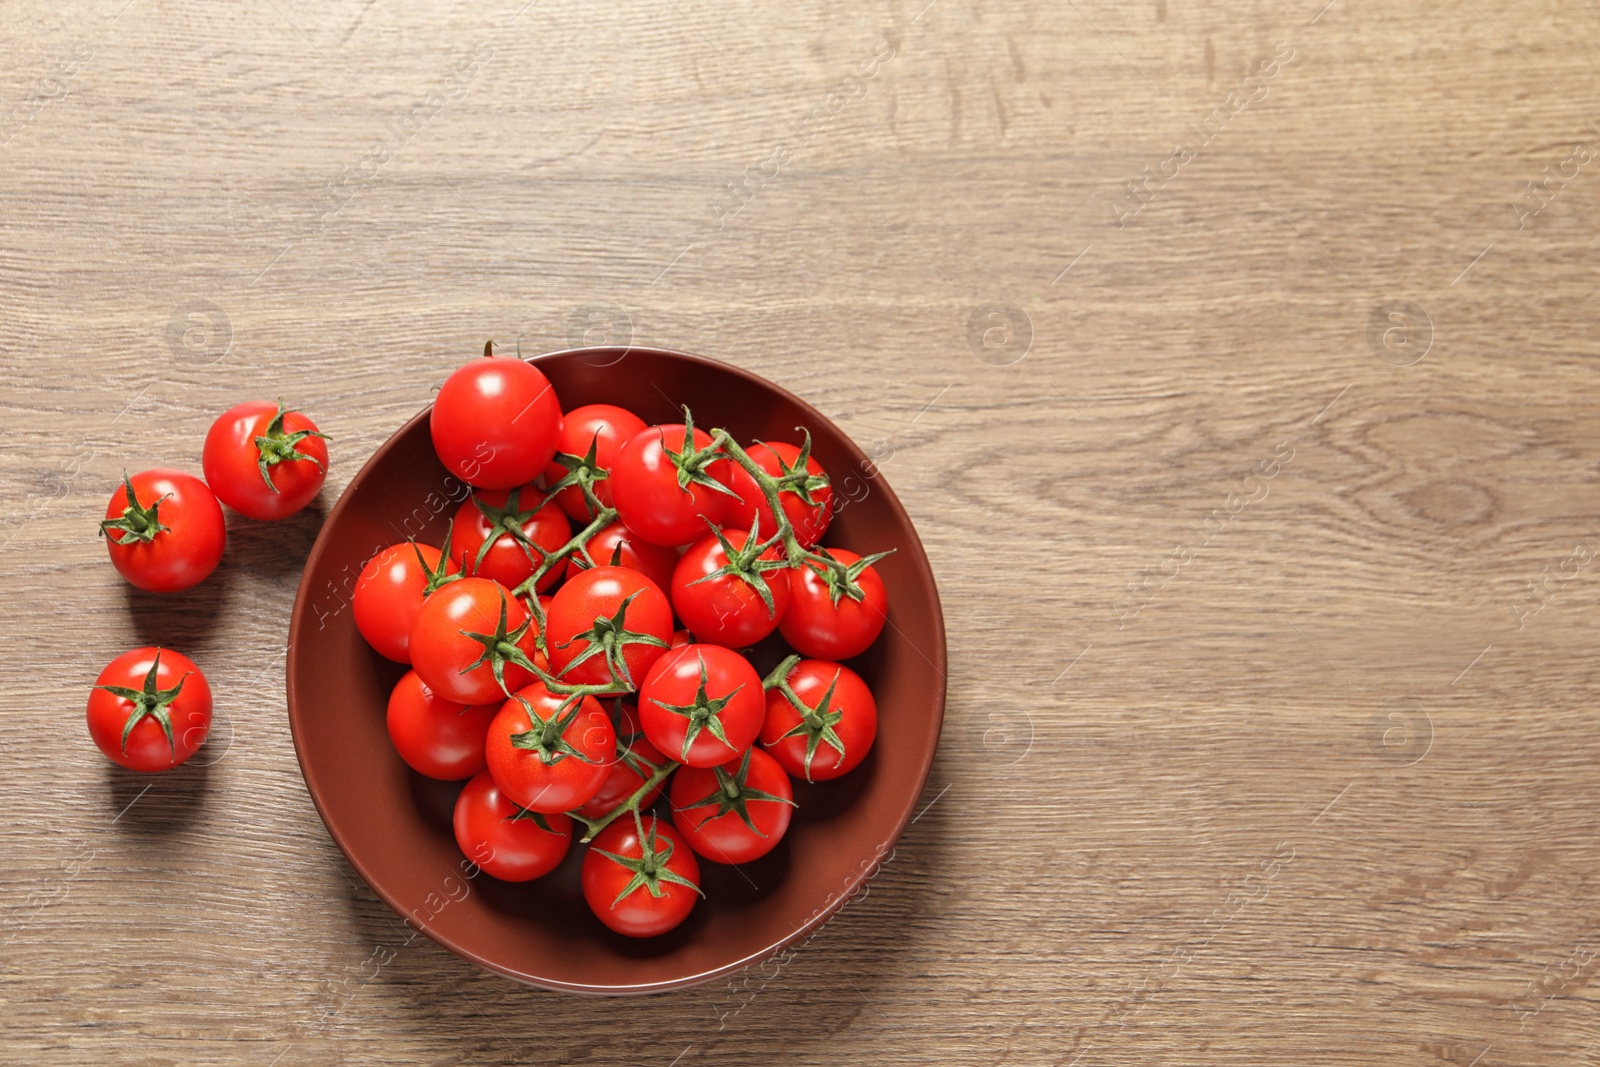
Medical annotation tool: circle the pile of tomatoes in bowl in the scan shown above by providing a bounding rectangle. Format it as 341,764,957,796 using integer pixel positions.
348,345,894,937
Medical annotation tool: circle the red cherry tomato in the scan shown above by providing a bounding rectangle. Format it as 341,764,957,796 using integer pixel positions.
543,403,648,522
576,701,671,820
201,400,329,520
581,816,702,938
724,440,833,548
669,630,694,649
609,423,735,547
669,527,791,649
564,519,678,592
353,540,459,663
669,746,794,865
638,645,763,767
430,352,562,489
86,647,212,772
778,548,890,660
545,566,673,693
100,470,225,593
483,681,615,812
409,577,542,704
450,485,570,592
385,670,497,780
761,658,877,781
453,770,572,882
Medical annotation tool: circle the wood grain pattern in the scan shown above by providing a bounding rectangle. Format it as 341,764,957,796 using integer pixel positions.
4,0,1600,1062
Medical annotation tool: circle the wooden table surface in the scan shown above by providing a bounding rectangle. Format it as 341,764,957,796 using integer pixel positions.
5,0,1600,1063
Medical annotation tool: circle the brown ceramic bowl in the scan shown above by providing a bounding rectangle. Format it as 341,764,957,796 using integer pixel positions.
286,347,946,994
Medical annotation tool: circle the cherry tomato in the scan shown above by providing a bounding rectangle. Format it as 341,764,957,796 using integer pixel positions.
724,440,833,548
100,470,225,593
564,519,678,592
609,421,735,547
669,746,794,864
483,681,615,812
670,527,791,649
430,351,562,490
670,630,694,649
577,701,671,820
778,548,890,660
201,400,329,520
453,770,572,882
545,566,673,693
543,403,648,522
410,577,542,704
638,645,763,767
451,485,570,592
353,540,460,663
86,647,212,772
581,816,702,937
385,670,497,780
761,657,877,781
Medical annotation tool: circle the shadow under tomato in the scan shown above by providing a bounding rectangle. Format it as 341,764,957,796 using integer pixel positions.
121,569,232,657
101,756,211,834
223,496,328,579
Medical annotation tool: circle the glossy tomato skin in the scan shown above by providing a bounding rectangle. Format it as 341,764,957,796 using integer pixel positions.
86,648,212,772
638,645,764,767
564,520,679,592
761,659,877,781
609,424,734,548
543,404,648,522
430,355,562,489
453,770,572,882
670,746,794,864
483,682,615,812
724,441,833,548
576,701,670,819
581,816,700,938
385,670,497,780
102,469,225,593
410,577,541,704
778,548,889,660
353,542,456,663
450,487,570,592
545,566,673,693
201,401,328,520
669,528,791,649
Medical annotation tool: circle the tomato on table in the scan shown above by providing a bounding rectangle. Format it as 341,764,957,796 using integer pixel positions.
543,403,648,522
581,815,702,937
100,470,226,593
409,577,543,704
87,647,212,772
563,519,678,594
544,566,673,693
670,524,791,649
669,746,795,864
576,701,671,820
483,681,616,812
450,485,570,592
385,670,497,780
723,438,833,548
201,400,329,520
609,417,736,547
761,656,877,781
778,547,891,660
453,770,572,882
637,644,763,767
430,348,562,489
353,535,460,663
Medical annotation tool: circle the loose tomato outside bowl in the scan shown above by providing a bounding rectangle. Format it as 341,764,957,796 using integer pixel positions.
286,347,946,994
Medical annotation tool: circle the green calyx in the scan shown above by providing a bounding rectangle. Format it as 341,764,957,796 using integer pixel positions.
770,428,830,508
675,746,795,835
465,486,544,574
762,654,847,782
806,547,896,608
98,471,169,544
412,519,463,596
505,806,557,833
507,693,597,767
95,649,190,755
553,590,667,691
458,593,541,698
648,654,744,762
541,434,609,518
253,400,329,493
593,813,704,906
664,406,739,500
685,509,788,619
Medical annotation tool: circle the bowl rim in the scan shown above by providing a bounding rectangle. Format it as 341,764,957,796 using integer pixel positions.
286,345,947,994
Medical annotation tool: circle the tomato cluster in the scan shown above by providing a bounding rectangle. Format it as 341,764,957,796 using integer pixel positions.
353,346,892,937
87,401,330,772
